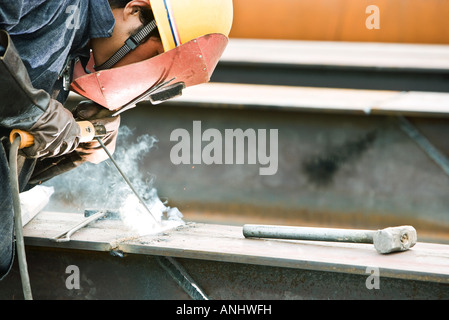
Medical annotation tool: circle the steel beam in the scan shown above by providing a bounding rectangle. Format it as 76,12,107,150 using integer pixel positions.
0,212,448,299
1,246,449,300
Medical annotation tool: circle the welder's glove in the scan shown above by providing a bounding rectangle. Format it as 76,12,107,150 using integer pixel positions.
28,101,120,185
72,100,121,164
0,29,81,159
21,100,82,159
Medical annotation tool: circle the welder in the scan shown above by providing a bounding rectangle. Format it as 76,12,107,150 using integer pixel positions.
0,0,233,280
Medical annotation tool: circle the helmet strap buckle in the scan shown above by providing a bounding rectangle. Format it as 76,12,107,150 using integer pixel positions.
95,20,157,71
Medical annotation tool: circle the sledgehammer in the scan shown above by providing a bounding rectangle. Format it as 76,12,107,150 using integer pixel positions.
243,224,417,254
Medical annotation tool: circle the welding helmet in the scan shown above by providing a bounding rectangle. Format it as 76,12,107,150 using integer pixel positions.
71,0,233,111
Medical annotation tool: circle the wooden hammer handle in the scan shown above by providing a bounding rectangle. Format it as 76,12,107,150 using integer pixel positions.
9,129,35,149
9,121,96,149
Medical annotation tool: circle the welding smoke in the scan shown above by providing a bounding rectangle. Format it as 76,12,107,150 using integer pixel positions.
44,126,184,233
45,126,156,210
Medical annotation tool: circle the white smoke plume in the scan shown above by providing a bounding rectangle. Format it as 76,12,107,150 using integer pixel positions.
44,126,184,235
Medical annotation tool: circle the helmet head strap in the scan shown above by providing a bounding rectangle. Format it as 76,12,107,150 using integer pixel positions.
95,20,158,71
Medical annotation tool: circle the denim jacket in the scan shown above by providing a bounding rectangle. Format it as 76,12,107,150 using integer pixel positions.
0,0,115,103
0,0,116,281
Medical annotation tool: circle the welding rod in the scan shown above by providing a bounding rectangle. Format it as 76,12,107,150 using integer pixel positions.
96,137,161,225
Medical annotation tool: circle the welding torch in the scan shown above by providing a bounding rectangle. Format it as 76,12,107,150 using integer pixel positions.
10,121,103,148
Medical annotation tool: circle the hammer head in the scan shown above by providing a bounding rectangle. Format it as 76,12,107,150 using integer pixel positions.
373,226,417,254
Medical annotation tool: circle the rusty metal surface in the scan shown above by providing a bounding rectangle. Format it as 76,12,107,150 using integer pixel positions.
229,0,449,44
18,212,449,284
59,95,449,243
1,246,448,300
32,39,447,301
176,258,449,300
61,36,449,244
0,248,189,300
113,105,449,241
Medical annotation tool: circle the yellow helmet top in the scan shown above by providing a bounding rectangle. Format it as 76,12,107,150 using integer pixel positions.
149,0,233,52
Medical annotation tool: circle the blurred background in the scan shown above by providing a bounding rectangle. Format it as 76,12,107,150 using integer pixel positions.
229,0,449,44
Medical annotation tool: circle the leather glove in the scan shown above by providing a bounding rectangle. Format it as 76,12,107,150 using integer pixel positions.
0,29,81,159
22,100,81,159
29,101,121,185
72,100,121,164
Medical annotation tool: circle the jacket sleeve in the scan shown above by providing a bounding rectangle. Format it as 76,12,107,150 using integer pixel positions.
0,0,46,31
0,0,23,30
0,30,81,158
